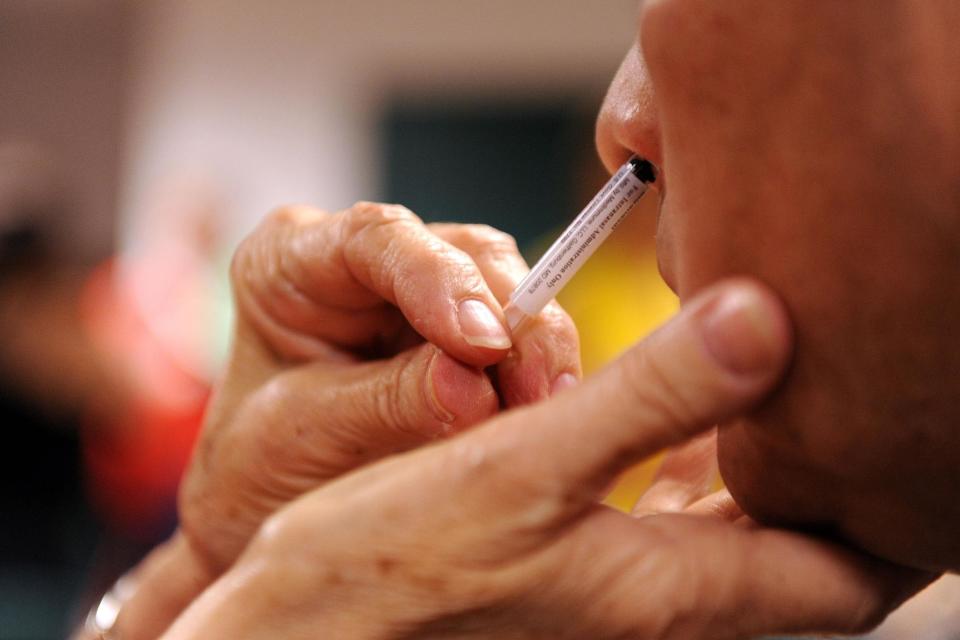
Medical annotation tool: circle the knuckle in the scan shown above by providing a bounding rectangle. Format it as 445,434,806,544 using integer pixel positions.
462,224,519,251
263,204,299,226
466,225,522,264
442,223,521,262
347,201,422,232
229,205,318,292
341,203,433,288
537,302,580,342
262,204,325,236
452,256,490,294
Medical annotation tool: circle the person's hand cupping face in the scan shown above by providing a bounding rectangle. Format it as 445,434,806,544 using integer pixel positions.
166,279,928,640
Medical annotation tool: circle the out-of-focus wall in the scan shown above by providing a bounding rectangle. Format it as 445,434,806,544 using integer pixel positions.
0,0,131,261
119,0,637,250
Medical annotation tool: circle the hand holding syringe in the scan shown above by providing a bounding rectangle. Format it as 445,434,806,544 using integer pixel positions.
503,156,658,331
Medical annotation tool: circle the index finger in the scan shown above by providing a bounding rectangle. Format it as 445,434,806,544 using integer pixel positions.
232,203,513,365
428,223,582,406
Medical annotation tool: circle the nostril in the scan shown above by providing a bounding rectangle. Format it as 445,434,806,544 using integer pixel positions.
628,156,657,184
627,156,665,197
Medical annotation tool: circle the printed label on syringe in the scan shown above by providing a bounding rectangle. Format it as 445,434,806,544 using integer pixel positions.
511,171,647,316
508,162,633,300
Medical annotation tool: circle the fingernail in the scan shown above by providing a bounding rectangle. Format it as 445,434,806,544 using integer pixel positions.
427,351,495,434
701,288,785,375
458,299,512,350
549,372,579,396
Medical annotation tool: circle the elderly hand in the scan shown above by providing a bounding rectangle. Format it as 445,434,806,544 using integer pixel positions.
164,279,926,640
108,203,580,639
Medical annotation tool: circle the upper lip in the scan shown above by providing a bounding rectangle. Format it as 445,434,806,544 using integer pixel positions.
653,192,679,295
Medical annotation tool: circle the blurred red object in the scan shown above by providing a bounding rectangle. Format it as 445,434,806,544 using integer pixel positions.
78,259,209,540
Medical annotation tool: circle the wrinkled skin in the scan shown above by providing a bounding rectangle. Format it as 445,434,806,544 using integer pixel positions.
107,204,583,639
165,277,924,640
597,0,960,571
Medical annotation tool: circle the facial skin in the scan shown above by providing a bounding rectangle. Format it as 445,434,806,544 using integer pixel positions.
597,0,960,572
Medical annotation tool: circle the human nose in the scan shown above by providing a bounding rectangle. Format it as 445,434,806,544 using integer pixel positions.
595,43,663,178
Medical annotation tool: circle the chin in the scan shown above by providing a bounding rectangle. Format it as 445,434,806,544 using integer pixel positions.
718,414,960,573
717,415,837,531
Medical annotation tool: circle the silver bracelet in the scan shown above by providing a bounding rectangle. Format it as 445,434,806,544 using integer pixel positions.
82,573,137,639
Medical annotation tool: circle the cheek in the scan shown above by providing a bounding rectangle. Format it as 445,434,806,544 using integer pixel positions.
642,0,960,572
640,1,770,299
640,2,890,300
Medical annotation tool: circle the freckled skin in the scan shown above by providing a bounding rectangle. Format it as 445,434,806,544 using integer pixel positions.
598,0,960,570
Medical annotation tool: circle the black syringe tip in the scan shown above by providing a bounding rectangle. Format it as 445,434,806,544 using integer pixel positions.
629,157,657,184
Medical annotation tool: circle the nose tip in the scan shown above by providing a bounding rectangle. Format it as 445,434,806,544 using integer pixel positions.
595,106,662,175
595,43,663,178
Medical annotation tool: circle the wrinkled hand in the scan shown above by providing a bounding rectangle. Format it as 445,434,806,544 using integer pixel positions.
183,203,580,572
113,203,580,639
166,280,926,640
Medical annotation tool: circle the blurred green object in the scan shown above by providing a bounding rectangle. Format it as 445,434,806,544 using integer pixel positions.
381,101,594,248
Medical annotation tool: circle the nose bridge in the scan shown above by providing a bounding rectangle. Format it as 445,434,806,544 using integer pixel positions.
595,43,663,175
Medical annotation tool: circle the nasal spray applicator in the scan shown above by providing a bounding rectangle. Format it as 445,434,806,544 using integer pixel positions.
503,156,658,332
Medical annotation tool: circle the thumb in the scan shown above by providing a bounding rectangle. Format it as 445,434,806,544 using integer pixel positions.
333,343,502,442
182,343,498,570
469,278,792,514
246,342,501,471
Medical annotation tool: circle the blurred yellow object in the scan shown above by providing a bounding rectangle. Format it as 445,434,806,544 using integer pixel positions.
548,196,678,513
